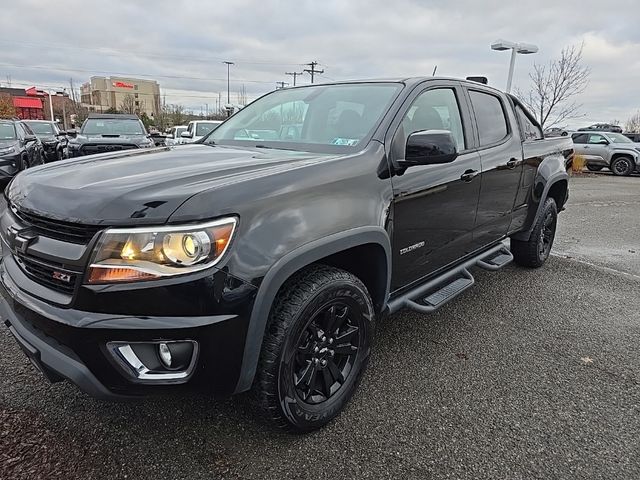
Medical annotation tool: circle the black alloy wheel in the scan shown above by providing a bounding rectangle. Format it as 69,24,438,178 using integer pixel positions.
538,208,557,262
611,156,633,176
255,265,374,432
291,301,362,405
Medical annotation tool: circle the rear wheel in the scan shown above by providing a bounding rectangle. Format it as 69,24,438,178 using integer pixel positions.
511,197,558,268
610,156,634,176
586,164,603,172
254,265,374,432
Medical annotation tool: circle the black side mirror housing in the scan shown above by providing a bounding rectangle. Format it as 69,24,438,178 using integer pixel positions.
24,134,37,142
66,129,77,137
400,130,458,168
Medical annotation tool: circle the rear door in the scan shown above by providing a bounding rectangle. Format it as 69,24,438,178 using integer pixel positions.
388,81,482,291
465,88,523,249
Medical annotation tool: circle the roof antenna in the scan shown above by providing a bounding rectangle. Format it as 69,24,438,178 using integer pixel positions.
432,65,438,76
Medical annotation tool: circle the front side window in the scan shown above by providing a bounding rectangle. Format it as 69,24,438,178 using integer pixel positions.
399,88,466,152
205,83,402,153
469,90,509,146
587,134,607,144
81,119,144,135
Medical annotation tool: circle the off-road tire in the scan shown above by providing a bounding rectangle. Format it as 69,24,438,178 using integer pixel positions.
511,197,558,268
254,264,375,433
610,156,634,176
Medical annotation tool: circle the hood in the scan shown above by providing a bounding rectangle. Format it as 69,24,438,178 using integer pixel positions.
36,134,57,143
0,139,17,148
610,142,640,150
8,144,337,225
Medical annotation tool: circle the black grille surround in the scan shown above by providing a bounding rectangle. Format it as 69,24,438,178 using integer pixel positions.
15,254,81,295
80,143,138,155
10,205,104,244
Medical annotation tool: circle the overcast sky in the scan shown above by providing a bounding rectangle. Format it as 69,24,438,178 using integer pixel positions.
1,0,639,128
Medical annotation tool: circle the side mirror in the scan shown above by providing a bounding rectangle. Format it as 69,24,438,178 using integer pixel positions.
597,140,609,145
181,131,193,138
67,129,77,137
24,134,37,142
400,130,458,168
57,130,67,136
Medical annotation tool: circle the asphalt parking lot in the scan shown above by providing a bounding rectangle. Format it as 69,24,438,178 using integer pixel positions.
1,172,639,480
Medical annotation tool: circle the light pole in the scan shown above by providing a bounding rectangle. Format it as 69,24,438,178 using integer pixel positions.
491,39,538,93
223,61,234,105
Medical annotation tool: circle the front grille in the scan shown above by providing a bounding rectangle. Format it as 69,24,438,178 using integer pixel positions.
80,143,138,154
15,254,79,295
11,205,104,244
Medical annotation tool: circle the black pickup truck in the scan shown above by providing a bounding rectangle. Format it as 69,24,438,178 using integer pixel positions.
0,77,572,432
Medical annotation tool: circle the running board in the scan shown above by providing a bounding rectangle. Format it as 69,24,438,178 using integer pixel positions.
387,243,513,314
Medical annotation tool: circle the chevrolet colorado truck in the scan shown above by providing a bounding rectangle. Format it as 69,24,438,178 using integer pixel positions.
0,78,572,432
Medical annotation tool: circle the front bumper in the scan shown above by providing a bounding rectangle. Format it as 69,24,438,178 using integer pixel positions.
0,261,257,399
0,154,20,177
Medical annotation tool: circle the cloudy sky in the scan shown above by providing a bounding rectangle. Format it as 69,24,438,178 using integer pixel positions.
1,0,639,128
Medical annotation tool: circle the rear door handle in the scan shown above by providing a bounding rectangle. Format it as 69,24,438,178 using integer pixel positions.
460,169,479,182
506,158,518,169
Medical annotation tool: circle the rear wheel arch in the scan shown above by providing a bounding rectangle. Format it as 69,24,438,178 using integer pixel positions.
234,227,391,394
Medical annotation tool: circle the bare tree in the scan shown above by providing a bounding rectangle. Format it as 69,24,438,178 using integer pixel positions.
0,94,16,117
119,94,136,114
518,44,590,129
626,111,640,133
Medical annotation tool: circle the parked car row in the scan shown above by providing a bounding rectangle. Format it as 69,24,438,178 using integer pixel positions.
0,117,47,179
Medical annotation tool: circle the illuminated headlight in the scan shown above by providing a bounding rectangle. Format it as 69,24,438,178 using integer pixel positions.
87,217,237,284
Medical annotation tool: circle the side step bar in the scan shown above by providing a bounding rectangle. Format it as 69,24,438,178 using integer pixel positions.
387,243,513,315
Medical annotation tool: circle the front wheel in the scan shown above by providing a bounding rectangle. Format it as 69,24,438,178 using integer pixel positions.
511,197,558,268
610,156,634,176
254,265,375,432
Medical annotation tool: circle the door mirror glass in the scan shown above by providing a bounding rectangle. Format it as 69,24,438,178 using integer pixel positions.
403,130,458,166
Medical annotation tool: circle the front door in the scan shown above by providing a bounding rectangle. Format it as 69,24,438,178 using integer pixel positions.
389,84,481,291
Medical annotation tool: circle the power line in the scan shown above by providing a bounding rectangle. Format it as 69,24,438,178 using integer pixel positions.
303,61,324,84
285,71,304,86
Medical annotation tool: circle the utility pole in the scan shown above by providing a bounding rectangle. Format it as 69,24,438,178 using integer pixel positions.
276,81,288,90
303,61,324,84
222,61,234,105
285,71,303,86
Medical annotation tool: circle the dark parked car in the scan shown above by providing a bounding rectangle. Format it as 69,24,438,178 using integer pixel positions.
0,118,44,178
22,120,68,162
1,78,572,432
623,132,640,143
67,113,156,157
577,123,623,133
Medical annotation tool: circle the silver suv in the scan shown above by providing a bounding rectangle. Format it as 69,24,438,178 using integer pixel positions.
572,131,640,176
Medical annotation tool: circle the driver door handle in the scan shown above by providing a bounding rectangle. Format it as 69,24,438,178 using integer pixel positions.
460,169,479,182
506,158,518,169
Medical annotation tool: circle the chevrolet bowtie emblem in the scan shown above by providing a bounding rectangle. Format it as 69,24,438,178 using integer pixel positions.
7,226,36,254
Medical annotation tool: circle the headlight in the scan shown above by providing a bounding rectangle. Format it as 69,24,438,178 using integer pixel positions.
0,146,16,155
87,217,237,284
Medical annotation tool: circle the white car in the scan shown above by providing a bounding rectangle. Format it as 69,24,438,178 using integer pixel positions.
181,120,222,143
165,125,188,146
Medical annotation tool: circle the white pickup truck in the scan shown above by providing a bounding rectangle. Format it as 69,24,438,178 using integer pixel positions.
571,131,640,176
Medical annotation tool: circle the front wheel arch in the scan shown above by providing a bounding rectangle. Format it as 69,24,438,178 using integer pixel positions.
233,227,391,394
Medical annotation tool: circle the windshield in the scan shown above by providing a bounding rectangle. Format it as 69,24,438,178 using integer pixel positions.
82,118,144,135
196,122,220,136
606,133,632,143
0,122,16,140
24,122,55,135
204,83,402,153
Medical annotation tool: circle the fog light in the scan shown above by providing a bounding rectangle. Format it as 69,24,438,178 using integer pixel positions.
158,343,172,367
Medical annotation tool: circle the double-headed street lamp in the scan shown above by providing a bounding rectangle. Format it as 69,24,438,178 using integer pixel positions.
491,39,538,93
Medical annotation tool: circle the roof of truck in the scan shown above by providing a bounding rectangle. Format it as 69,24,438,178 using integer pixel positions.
87,113,140,120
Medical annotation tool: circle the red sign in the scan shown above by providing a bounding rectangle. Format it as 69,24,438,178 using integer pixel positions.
112,81,134,89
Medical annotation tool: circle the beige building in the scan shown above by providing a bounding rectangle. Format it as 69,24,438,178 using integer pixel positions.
80,76,161,119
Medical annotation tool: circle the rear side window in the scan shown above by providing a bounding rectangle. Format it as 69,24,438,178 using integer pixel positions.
515,106,542,141
469,90,509,146
572,133,588,144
